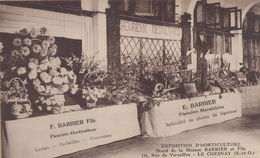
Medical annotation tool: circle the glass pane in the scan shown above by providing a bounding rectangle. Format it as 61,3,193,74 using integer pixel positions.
223,9,230,28
237,9,242,29
206,4,220,25
216,34,223,54
165,0,175,21
206,33,215,54
230,11,236,27
119,0,130,12
225,35,231,54
135,0,156,16
196,3,204,23
255,19,260,32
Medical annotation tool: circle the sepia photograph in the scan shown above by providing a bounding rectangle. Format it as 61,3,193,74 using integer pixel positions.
0,0,260,158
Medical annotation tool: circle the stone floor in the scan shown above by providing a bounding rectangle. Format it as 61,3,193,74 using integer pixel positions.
59,114,260,158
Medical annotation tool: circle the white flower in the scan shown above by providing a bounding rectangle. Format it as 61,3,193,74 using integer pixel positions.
49,57,61,68
24,104,31,111
23,38,32,46
47,36,55,44
54,95,65,105
28,70,37,79
60,68,67,76
46,106,52,111
70,84,78,94
0,71,5,79
11,50,20,57
20,46,30,56
37,85,46,93
63,85,69,92
41,40,50,49
40,49,48,57
40,72,51,84
32,44,41,54
17,67,27,75
62,76,69,84
38,105,43,111
52,76,62,85
39,64,48,71
28,62,38,70
12,103,23,112
48,46,57,56
13,38,22,47
68,71,76,80
30,28,39,38
46,98,51,106
49,69,58,76
33,78,41,86
0,56,4,62
0,42,3,53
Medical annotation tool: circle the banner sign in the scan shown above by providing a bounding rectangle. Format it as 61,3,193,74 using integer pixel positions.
4,104,141,158
141,93,242,137
120,20,182,40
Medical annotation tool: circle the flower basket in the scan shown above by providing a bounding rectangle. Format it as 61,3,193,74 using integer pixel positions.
2,77,33,119
36,93,65,114
7,98,33,119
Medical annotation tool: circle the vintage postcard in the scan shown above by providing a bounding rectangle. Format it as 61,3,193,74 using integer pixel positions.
1,0,260,158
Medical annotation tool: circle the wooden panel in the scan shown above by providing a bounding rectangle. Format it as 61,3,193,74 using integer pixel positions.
0,4,82,39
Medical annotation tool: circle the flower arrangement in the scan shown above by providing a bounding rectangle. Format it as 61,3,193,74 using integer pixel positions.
61,54,107,107
0,27,78,115
2,77,33,119
35,94,65,113
28,57,78,95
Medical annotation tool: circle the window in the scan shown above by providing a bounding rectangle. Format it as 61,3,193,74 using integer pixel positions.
194,0,206,25
194,0,242,30
117,0,176,22
206,3,220,26
194,30,232,54
245,13,260,33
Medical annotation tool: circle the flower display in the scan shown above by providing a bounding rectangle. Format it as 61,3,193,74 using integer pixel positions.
27,56,77,96
0,27,78,116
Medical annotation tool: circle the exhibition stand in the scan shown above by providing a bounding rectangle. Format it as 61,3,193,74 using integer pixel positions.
2,92,244,158
2,103,141,158
140,92,242,137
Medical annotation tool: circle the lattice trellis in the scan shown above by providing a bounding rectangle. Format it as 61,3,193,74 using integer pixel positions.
120,36,181,73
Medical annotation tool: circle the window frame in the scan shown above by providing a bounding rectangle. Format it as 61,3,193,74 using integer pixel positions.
117,0,176,23
194,0,242,31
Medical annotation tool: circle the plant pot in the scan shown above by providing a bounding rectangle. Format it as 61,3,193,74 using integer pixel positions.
51,105,64,114
183,82,197,94
86,101,96,108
